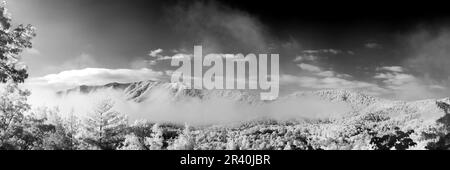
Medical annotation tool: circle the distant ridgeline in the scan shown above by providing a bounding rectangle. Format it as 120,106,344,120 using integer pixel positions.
56,80,450,120
55,80,262,104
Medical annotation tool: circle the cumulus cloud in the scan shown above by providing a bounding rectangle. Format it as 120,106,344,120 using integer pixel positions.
374,72,416,87
365,42,381,49
156,53,192,61
146,48,176,61
297,63,321,72
25,68,164,91
293,54,318,62
130,52,192,69
377,66,404,72
293,49,353,63
373,66,444,100
282,63,386,96
149,48,163,57
147,48,186,61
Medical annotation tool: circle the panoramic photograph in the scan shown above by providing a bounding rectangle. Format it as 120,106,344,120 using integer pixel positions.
1,0,450,154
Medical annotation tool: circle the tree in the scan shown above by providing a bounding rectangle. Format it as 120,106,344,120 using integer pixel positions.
38,107,79,150
12,107,73,150
370,127,416,150
425,107,450,150
82,99,128,150
120,120,154,150
169,123,195,150
119,134,145,150
0,2,36,83
19,112,55,150
62,110,81,149
0,1,35,150
0,82,30,149
144,123,164,150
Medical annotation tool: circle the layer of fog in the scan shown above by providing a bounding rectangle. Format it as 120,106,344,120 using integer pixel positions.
27,87,351,125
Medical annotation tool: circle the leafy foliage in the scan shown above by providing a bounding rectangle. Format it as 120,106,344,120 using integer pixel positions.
0,2,36,83
144,123,164,150
369,127,416,150
0,82,30,149
3,103,450,150
81,99,128,150
169,123,195,150
425,103,450,150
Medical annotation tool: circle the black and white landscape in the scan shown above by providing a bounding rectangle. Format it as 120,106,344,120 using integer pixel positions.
1,0,450,150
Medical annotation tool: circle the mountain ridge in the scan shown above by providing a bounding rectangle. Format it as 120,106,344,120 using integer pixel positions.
55,80,450,122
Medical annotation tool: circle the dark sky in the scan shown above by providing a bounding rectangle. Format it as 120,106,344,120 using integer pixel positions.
8,0,450,100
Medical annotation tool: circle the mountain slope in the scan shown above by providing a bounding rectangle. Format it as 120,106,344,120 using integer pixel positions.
56,80,263,104
56,81,450,122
